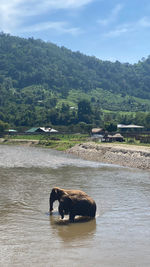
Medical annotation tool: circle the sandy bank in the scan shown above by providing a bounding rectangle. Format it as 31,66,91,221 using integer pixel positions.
0,138,39,146
67,142,150,170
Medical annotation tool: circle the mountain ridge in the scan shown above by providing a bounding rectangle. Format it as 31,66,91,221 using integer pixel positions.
0,33,150,128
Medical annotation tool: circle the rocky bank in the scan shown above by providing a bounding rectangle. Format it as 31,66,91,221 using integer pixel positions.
67,142,150,170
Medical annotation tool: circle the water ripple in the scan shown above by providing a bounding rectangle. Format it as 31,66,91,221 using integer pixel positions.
0,145,117,169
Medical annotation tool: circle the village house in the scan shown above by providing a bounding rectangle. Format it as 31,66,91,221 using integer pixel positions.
106,133,125,142
26,127,58,134
91,128,106,141
117,124,144,132
91,128,105,135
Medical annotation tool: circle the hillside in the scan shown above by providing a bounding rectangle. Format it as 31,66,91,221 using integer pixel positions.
0,33,150,128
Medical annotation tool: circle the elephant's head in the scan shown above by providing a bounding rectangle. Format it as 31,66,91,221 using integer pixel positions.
58,196,72,219
49,187,68,212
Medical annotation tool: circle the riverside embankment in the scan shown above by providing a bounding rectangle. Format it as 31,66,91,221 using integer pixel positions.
67,142,150,170
1,138,150,170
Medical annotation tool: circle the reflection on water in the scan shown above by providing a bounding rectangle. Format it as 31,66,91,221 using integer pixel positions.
0,145,150,266
49,210,96,242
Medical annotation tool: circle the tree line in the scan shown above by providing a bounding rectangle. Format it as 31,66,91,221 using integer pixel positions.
0,32,150,131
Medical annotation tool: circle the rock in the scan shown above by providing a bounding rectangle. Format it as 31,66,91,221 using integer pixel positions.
67,142,150,170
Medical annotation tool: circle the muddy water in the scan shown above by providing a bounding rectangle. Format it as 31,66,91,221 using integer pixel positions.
0,145,150,267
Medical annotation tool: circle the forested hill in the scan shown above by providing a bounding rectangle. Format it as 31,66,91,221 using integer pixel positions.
0,32,150,128
1,32,150,99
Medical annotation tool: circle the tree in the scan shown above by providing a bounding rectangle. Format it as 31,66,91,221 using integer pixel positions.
78,122,92,133
61,103,70,113
104,122,117,132
145,113,150,129
0,120,9,133
77,99,92,123
48,109,59,125
0,33,150,129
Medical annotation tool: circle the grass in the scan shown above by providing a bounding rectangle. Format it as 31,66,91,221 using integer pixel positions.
3,133,150,150
6,134,89,151
8,134,43,140
124,137,150,147
39,134,89,150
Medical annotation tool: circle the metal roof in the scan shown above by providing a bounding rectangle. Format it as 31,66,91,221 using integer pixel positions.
8,129,17,132
92,128,104,133
117,124,144,129
26,127,58,133
26,127,40,133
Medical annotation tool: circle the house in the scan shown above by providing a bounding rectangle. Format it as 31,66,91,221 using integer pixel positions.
26,127,58,133
91,128,106,142
8,129,17,135
111,133,125,142
50,128,58,133
26,127,45,133
106,133,125,142
91,128,105,135
117,124,144,132
8,129,17,133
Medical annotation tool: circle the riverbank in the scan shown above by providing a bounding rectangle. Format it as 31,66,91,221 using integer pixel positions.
1,137,150,170
0,138,39,146
67,142,150,170
0,134,88,150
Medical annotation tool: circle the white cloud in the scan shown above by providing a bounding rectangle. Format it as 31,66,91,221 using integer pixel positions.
98,3,123,26
104,24,131,38
0,0,94,33
138,17,150,28
14,0,94,16
43,0,94,9
103,16,150,39
0,1,22,32
21,21,81,36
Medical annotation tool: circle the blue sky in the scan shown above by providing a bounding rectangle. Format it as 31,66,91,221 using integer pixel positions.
1,0,150,63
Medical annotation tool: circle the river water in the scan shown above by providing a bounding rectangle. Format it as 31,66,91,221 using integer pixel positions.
0,145,150,267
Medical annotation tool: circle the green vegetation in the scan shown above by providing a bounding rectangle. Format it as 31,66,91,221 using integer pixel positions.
5,134,89,150
4,133,150,150
0,120,9,134
39,134,89,150
8,134,43,140
124,137,150,147
0,33,150,131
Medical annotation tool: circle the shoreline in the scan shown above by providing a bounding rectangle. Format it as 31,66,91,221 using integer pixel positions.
0,138,150,170
67,142,150,170
0,138,39,146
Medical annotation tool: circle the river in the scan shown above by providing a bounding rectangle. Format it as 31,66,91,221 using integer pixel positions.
0,145,150,267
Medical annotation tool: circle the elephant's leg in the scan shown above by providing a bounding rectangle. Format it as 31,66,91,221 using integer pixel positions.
69,212,75,222
58,203,64,219
49,199,54,212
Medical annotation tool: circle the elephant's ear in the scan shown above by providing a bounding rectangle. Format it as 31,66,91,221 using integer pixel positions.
54,188,58,194
65,196,73,207
52,187,59,194
54,188,64,199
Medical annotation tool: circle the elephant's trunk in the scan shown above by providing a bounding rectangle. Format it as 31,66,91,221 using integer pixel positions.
49,197,54,212
58,202,64,219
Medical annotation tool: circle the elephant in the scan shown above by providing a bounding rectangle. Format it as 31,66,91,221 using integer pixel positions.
49,187,88,212
58,195,96,222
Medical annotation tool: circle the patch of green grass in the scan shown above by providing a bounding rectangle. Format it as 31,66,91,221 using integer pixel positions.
39,140,79,151
38,134,89,150
6,134,89,151
7,134,43,140
124,137,150,147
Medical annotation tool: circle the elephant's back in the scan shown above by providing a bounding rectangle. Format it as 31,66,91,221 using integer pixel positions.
66,189,88,197
73,197,96,217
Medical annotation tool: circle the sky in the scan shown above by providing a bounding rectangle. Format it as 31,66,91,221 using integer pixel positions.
0,0,150,63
